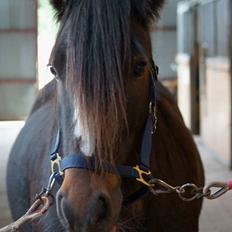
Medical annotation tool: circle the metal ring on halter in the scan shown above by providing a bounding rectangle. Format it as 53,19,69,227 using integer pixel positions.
51,153,64,176
177,183,201,202
149,102,157,134
149,102,156,118
45,173,57,196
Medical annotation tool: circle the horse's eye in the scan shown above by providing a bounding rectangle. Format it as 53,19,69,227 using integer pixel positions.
133,61,147,78
49,66,58,77
48,65,60,80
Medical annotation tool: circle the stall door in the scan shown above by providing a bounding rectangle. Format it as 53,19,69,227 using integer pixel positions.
176,1,200,134
0,0,37,120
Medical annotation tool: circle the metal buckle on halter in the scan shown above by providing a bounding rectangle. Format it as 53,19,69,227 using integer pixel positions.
133,165,154,187
51,153,64,176
149,102,157,134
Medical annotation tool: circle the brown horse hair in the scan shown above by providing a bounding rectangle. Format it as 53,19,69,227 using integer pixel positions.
49,0,165,164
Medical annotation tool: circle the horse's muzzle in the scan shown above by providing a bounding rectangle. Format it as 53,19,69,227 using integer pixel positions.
56,190,116,232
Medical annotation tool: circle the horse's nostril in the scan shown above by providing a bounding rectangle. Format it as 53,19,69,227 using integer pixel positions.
57,190,113,230
88,193,111,225
96,195,109,220
56,191,73,229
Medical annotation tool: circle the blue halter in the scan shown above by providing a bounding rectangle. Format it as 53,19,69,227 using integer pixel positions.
49,62,158,206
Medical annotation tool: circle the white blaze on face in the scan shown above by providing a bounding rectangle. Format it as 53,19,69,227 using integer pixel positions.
73,101,95,157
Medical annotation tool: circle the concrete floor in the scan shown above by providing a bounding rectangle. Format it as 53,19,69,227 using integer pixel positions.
0,122,232,231
197,137,232,232
0,121,24,227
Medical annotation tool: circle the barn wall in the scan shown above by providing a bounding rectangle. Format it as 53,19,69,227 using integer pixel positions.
176,1,199,133
201,58,231,165
151,0,181,81
176,54,192,128
177,0,232,167
230,0,232,169
0,0,37,120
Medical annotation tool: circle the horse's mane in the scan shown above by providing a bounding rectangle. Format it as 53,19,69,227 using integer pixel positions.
49,0,164,162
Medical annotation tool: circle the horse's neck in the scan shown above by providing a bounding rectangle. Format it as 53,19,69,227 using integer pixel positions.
30,79,57,116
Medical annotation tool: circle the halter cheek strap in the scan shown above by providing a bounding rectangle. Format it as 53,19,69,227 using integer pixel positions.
50,62,159,206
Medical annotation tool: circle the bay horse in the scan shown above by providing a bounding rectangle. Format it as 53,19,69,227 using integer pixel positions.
7,0,204,231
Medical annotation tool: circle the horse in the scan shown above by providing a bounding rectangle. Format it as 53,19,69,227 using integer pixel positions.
6,0,204,231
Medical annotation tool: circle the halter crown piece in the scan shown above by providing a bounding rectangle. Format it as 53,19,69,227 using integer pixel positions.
49,60,159,206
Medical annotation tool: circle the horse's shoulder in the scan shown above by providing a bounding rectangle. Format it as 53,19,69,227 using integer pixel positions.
29,79,57,115
156,82,204,184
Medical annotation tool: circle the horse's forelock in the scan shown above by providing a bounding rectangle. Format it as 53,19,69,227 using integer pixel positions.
63,0,134,162
50,0,164,163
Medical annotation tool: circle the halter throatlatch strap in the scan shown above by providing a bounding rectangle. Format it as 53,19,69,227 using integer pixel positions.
49,60,159,206
50,129,63,185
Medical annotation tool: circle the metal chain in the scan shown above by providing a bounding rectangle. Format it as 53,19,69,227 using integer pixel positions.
147,99,232,202
148,178,232,201
1,172,231,231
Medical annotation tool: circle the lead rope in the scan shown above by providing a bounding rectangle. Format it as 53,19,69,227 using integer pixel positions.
0,174,56,232
0,198,50,232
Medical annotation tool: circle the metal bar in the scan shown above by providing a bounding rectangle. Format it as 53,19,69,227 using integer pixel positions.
0,29,36,34
178,0,219,14
34,0,39,91
198,0,218,6
191,4,200,134
150,26,176,32
213,0,218,56
229,0,232,170
0,79,36,84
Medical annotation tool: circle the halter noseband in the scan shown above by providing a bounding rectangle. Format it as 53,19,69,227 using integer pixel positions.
49,61,159,206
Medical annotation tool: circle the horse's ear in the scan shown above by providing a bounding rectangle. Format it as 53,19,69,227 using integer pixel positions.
49,0,67,20
133,0,165,23
149,0,165,18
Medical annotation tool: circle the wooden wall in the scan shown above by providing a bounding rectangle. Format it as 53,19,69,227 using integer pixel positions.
200,58,231,165
176,54,192,129
0,0,37,120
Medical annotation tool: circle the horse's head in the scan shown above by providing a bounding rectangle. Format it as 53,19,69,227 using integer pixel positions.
49,0,164,231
